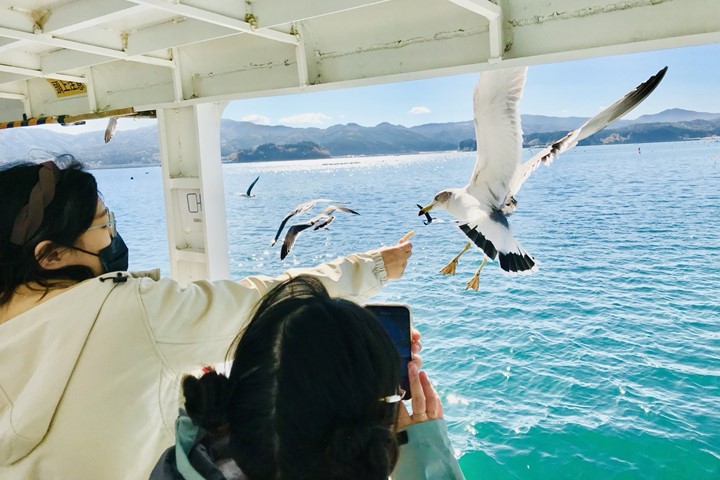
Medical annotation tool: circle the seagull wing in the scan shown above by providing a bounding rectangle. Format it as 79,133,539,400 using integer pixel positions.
104,117,118,144
466,67,528,208
508,66,668,198
272,211,298,246
246,175,260,196
280,221,317,260
321,205,360,216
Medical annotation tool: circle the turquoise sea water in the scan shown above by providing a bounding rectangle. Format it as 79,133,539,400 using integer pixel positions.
94,140,720,479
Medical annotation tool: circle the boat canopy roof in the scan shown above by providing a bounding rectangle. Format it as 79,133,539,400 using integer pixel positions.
1,0,719,124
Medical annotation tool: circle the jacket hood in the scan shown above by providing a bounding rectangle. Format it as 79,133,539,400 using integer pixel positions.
0,278,116,465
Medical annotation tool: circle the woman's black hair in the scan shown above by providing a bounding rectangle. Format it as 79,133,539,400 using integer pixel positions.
182,276,402,479
0,155,98,305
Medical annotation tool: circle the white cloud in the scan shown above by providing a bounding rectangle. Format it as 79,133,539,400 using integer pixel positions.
241,114,271,125
409,106,431,114
279,112,332,125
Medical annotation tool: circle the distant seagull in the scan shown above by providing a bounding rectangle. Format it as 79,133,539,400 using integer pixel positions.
104,117,117,143
280,205,360,260
271,198,347,246
419,66,667,290
241,175,260,197
417,203,435,225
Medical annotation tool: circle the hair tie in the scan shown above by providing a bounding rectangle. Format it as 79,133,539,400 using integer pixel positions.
10,161,61,245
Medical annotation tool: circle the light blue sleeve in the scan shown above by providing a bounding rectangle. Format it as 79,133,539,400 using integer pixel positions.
392,419,466,480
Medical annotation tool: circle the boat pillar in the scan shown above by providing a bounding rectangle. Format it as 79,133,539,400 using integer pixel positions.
156,102,230,285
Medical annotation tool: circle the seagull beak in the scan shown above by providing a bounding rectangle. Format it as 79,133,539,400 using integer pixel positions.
418,203,434,216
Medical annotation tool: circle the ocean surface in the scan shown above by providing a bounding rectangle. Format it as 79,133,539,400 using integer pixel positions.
93,140,720,479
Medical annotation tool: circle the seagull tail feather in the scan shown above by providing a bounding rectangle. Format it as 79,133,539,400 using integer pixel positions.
498,250,537,274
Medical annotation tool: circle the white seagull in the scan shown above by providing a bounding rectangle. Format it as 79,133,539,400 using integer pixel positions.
419,65,668,290
104,117,118,143
280,205,360,260
271,199,350,246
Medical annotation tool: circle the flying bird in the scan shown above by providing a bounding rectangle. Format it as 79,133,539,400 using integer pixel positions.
241,175,260,197
280,205,360,260
104,117,118,143
419,65,667,290
271,198,348,246
417,204,435,225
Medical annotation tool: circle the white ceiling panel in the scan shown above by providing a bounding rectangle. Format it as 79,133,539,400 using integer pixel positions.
0,0,718,123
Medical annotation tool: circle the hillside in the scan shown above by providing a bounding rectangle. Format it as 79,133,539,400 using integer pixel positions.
1,109,718,166
524,118,720,147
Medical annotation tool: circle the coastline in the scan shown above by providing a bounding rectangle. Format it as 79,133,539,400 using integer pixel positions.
81,137,719,170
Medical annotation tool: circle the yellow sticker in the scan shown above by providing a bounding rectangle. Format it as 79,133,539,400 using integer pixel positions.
46,79,87,98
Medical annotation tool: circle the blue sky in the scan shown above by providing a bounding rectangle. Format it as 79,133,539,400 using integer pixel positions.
223,43,720,127
38,42,720,134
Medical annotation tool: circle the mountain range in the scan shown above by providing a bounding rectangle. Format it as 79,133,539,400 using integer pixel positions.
0,108,718,167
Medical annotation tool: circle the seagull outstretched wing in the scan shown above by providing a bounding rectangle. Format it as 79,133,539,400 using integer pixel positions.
466,66,527,209
245,175,260,197
319,205,359,216
280,215,335,260
507,66,668,200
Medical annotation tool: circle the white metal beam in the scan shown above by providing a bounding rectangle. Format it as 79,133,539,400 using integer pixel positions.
0,38,21,54
0,92,26,101
294,24,309,88
123,18,237,57
170,48,184,102
41,0,151,36
248,0,392,29
0,64,86,83
84,67,98,112
41,50,115,75
157,103,230,284
127,0,299,45
447,0,503,62
0,26,174,69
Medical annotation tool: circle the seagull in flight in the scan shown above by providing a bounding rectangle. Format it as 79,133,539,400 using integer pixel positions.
280,205,360,260
419,65,668,290
241,175,260,197
104,117,118,143
271,199,350,246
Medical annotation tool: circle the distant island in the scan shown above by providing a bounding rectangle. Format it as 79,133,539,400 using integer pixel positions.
0,108,718,167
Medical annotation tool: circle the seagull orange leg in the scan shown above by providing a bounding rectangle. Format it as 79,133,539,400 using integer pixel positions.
465,257,488,291
440,242,472,276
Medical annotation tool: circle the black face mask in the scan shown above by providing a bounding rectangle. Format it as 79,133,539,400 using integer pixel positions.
72,233,129,273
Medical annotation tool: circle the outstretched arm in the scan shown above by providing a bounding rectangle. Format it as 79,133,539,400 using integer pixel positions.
141,233,414,371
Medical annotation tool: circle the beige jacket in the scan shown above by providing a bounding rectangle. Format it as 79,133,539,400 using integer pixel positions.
0,251,387,479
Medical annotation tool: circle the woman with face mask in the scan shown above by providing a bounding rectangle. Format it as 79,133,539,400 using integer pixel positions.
0,156,414,480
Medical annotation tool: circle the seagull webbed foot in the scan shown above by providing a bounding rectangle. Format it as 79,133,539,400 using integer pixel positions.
440,242,472,276
464,257,488,292
440,261,458,276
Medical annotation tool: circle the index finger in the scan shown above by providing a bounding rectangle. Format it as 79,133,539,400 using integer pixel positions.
408,361,426,416
399,231,415,243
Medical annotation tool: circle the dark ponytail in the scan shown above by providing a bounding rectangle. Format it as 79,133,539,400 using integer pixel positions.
182,371,231,432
